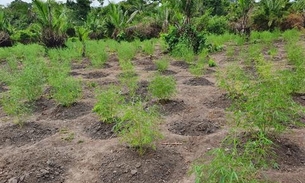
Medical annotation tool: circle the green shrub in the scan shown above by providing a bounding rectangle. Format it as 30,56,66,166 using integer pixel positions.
49,75,82,107
117,41,138,61
155,58,169,72
116,102,163,155
14,59,47,101
206,16,229,35
142,40,155,55
148,75,176,101
164,25,207,54
93,86,124,123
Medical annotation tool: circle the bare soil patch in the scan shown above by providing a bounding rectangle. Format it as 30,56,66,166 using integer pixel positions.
0,148,71,183
0,122,58,147
156,99,187,115
204,94,231,109
161,70,177,76
168,119,220,136
99,148,186,183
272,137,305,170
135,80,149,99
292,93,305,106
84,121,116,140
48,102,92,120
82,71,109,79
33,97,56,114
0,83,8,93
171,61,189,69
183,77,214,86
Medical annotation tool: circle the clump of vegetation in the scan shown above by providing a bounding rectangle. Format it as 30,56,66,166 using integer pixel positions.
116,102,163,155
208,59,216,67
155,58,169,72
148,75,176,101
49,75,82,107
141,40,155,55
164,25,206,55
93,86,124,123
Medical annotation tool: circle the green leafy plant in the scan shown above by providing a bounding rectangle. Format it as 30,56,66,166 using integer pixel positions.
49,75,82,107
93,86,124,123
208,59,216,67
116,102,163,155
142,40,155,55
148,75,176,101
155,58,169,72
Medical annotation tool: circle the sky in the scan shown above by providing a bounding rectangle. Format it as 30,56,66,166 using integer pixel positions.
0,0,123,7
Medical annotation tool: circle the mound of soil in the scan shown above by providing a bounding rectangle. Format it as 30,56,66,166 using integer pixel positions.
33,97,56,114
157,99,186,115
133,57,154,66
135,80,149,99
204,68,216,75
272,137,305,170
82,71,109,79
292,93,305,106
161,70,177,76
69,71,82,76
183,77,214,86
84,121,116,140
71,58,91,70
168,119,220,136
99,148,186,183
144,65,157,71
0,122,58,147
0,149,71,183
0,83,8,93
117,72,138,78
49,102,92,120
204,94,232,109
171,61,189,69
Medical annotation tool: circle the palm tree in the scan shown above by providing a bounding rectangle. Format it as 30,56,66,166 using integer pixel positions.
32,0,68,48
260,0,289,29
237,0,254,32
76,26,90,57
0,10,14,47
107,3,138,39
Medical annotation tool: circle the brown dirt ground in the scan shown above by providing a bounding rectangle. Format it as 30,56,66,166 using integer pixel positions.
0,40,305,183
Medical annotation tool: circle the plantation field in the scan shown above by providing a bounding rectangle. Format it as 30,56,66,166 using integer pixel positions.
1,30,305,183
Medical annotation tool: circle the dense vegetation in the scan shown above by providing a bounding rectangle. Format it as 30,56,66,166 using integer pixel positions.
1,0,305,182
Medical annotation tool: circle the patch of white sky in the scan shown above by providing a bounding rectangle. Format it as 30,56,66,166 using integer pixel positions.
0,0,124,7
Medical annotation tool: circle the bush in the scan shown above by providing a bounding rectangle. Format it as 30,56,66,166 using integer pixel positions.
281,13,304,30
49,75,82,107
164,25,207,54
124,22,162,41
93,86,124,123
116,102,163,155
148,75,176,101
206,16,229,35
155,58,169,72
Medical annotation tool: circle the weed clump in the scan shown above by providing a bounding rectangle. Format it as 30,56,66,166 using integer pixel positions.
148,75,176,101
93,86,124,123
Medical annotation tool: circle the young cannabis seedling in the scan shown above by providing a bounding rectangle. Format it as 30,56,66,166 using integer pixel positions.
155,58,169,72
142,40,155,55
208,59,216,67
93,86,124,123
49,76,82,107
116,102,163,155
148,75,176,101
